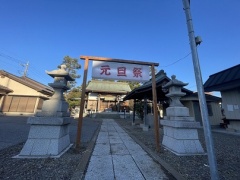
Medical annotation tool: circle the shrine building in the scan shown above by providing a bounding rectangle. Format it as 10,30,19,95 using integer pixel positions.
85,80,131,112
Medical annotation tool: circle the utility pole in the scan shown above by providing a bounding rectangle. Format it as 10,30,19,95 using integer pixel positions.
182,0,219,179
23,61,29,77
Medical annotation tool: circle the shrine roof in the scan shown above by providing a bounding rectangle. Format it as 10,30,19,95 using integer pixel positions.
86,80,131,94
181,92,221,102
124,70,193,101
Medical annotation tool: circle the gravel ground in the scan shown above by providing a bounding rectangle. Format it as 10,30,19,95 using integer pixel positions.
115,119,240,180
0,117,102,180
1,117,239,180
0,144,86,179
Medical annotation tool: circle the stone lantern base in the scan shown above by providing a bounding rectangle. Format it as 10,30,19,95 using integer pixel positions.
16,117,72,158
160,117,205,156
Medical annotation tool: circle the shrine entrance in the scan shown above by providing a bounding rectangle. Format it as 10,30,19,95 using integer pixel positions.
75,55,160,151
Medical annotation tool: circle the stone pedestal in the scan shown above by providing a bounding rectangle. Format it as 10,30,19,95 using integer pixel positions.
160,117,204,155
19,117,71,157
160,75,204,156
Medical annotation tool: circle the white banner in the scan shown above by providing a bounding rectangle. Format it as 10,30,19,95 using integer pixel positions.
92,61,150,82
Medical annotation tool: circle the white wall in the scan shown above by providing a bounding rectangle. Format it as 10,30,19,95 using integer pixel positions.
221,89,240,120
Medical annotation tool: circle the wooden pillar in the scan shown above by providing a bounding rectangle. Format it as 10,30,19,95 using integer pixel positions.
76,58,89,149
151,64,160,152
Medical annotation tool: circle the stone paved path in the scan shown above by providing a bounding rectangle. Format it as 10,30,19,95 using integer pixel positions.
84,119,168,180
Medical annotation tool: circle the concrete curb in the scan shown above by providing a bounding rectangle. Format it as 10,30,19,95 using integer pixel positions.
119,125,185,180
71,123,101,180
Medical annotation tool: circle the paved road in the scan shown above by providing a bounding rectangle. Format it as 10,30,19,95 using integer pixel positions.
0,116,101,151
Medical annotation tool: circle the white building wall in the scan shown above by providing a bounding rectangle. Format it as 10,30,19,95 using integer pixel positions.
221,89,240,120
208,102,222,126
182,100,222,126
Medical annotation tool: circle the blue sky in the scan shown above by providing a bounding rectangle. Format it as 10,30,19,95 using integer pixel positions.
0,0,239,96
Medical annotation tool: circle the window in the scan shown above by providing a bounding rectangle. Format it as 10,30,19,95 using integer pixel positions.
2,96,37,113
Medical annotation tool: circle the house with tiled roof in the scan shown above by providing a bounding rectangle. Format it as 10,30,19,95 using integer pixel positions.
0,70,54,116
204,64,240,131
85,80,131,112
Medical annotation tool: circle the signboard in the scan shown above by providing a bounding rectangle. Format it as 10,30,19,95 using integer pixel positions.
92,61,150,82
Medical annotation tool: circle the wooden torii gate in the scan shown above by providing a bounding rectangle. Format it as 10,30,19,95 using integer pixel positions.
75,56,160,151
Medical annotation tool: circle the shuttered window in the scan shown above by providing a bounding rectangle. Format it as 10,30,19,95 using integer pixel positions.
17,97,28,112
25,97,36,112
2,96,37,113
9,97,20,112
2,96,12,112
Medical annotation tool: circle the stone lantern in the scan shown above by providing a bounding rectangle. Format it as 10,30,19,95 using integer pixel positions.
165,75,189,116
160,75,204,155
17,64,74,158
36,64,74,117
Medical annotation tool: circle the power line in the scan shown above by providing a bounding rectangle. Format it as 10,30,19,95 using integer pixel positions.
0,51,50,84
0,52,25,64
0,57,23,74
159,52,191,68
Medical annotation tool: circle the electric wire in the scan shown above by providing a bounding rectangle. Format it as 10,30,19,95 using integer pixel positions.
0,51,50,84
159,52,191,68
158,51,197,91
0,52,25,64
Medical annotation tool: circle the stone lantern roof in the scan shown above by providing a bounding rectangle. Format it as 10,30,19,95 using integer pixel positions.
46,64,74,90
162,75,188,88
46,64,74,82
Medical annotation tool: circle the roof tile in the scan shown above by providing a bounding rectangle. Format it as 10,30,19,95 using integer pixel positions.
86,80,131,94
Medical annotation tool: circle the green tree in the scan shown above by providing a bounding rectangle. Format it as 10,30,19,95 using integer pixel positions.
128,81,141,90
60,56,81,88
65,86,81,109
117,80,141,90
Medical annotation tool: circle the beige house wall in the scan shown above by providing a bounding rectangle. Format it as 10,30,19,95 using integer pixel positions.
0,76,50,116
1,76,47,97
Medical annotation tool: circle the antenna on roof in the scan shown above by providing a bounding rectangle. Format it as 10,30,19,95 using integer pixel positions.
22,61,29,77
